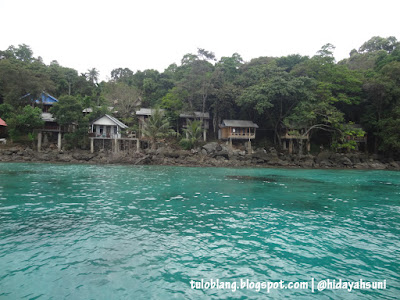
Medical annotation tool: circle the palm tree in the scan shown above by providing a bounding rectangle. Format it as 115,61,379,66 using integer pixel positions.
86,68,99,84
183,120,202,148
142,108,171,150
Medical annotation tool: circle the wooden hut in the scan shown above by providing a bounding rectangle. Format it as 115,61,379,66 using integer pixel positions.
23,92,64,152
218,120,259,150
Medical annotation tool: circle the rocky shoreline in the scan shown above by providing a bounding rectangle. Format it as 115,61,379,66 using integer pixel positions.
0,142,399,170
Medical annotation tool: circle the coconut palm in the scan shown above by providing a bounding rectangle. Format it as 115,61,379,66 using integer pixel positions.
142,108,171,150
86,68,99,84
182,120,202,147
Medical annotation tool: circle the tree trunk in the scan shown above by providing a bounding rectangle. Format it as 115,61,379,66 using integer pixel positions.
298,139,303,156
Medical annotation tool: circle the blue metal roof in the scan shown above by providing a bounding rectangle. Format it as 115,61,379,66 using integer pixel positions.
34,92,59,104
21,92,59,104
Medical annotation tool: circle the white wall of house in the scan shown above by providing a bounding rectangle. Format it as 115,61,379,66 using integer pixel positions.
92,124,121,138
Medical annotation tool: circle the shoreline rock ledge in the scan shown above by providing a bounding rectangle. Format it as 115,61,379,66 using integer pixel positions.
0,144,399,170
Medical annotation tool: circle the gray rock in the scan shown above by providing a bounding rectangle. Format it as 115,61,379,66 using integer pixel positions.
164,152,180,159
238,150,246,156
72,153,94,161
300,159,314,168
38,154,51,161
251,150,270,162
316,151,331,164
369,162,387,170
277,160,290,167
354,162,370,169
268,157,285,165
268,147,277,154
339,156,353,166
349,155,361,164
57,154,72,162
202,142,219,154
319,160,332,167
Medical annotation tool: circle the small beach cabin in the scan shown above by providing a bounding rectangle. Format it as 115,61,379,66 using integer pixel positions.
22,91,60,130
179,111,210,141
89,114,139,153
90,114,128,139
219,120,259,140
219,120,259,150
21,91,63,152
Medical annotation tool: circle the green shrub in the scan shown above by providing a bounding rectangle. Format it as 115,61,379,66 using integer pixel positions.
179,138,193,150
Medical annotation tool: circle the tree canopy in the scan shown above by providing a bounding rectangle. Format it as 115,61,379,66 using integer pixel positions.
1,36,400,155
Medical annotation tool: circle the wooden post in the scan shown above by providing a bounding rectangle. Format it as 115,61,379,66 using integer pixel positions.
114,139,118,153
90,138,94,153
289,139,293,154
203,129,206,142
136,139,140,152
37,131,42,152
283,140,287,150
247,140,252,152
306,140,311,152
57,132,62,151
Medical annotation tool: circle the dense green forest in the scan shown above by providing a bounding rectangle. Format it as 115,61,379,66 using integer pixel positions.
0,36,399,156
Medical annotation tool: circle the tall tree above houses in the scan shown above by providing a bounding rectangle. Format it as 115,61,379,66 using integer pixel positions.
103,82,142,125
176,48,216,120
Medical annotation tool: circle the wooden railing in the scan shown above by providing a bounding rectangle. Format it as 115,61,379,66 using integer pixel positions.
228,133,256,139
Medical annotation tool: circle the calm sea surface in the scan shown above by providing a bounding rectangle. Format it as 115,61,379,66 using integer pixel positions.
0,163,399,299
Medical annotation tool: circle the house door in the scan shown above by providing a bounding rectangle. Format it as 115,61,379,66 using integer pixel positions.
106,126,111,137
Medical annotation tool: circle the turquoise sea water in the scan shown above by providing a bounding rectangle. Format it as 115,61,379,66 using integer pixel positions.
0,163,399,299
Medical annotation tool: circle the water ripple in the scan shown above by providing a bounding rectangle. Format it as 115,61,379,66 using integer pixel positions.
0,163,399,299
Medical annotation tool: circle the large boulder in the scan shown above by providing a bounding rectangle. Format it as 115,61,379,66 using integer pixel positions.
214,149,229,160
202,142,219,154
316,151,332,164
252,150,269,162
299,158,315,168
339,156,353,167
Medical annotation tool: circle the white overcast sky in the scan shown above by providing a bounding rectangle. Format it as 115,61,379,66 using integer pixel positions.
1,0,399,80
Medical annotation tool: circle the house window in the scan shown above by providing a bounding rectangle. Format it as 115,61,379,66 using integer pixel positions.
100,126,103,135
114,127,117,134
